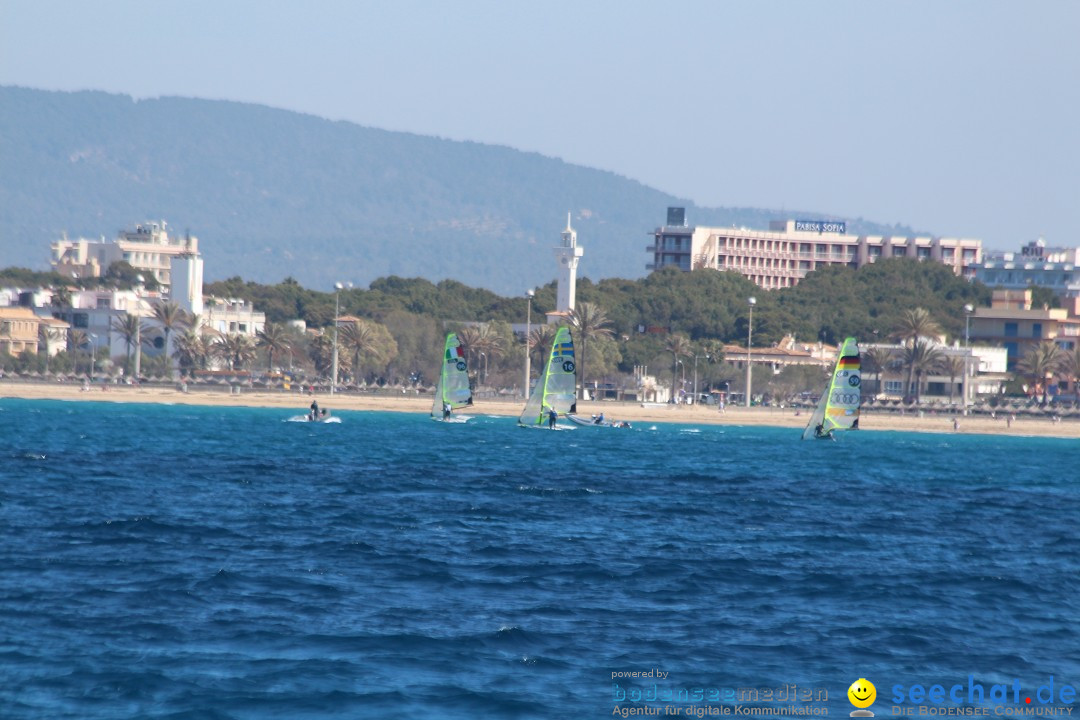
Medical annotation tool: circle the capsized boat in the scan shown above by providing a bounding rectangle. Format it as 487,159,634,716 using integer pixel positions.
431,332,474,422
519,326,577,429
802,337,861,440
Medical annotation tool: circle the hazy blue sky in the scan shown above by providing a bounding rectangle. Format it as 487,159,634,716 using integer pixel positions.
3,0,1077,251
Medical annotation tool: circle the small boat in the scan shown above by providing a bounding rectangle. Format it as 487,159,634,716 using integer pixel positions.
430,332,474,422
519,326,577,430
564,413,631,428
802,337,861,440
288,412,341,423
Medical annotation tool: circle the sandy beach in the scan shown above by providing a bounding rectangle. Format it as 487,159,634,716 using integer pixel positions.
3,379,1078,439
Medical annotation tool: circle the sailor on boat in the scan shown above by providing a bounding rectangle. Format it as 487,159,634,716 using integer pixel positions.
546,406,558,429
309,399,320,422
442,402,452,420
594,412,605,425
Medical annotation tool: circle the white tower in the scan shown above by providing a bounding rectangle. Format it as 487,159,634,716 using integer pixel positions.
554,213,584,314
170,252,204,317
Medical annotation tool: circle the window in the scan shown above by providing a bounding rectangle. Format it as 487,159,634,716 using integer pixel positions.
96,298,111,309
73,313,89,328
893,247,907,257
868,246,882,257
917,247,931,259
884,380,904,394
1032,323,1042,338
1004,322,1018,337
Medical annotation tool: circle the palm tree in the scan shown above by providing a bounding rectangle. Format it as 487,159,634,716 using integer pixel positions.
1016,341,1066,405
174,329,210,373
457,322,503,386
213,333,257,372
256,322,292,373
892,308,942,347
111,314,141,377
68,330,90,374
892,309,943,401
569,302,614,400
940,355,966,406
308,330,335,377
50,285,74,350
528,325,556,374
1062,345,1080,405
456,326,482,369
152,301,189,379
864,346,895,398
899,339,945,404
664,333,692,403
340,320,381,384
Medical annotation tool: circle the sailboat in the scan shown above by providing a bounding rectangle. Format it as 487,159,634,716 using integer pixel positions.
802,337,861,440
431,332,474,422
518,326,578,429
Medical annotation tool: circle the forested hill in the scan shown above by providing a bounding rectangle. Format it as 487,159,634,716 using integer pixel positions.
0,86,915,294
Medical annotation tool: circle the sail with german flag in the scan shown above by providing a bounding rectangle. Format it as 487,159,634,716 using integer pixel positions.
802,337,861,440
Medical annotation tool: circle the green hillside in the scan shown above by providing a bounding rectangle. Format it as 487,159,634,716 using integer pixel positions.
0,86,916,294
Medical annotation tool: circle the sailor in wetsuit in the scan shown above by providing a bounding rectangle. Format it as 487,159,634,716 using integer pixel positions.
546,406,558,429
310,399,319,421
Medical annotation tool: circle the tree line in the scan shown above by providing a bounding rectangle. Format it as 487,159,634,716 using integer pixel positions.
3,258,1078,403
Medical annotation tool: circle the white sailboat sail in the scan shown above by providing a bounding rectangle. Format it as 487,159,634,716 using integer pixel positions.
431,333,473,418
802,337,861,440
519,326,578,426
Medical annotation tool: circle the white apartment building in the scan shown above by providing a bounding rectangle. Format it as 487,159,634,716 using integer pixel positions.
649,208,982,289
51,220,199,295
973,238,1080,298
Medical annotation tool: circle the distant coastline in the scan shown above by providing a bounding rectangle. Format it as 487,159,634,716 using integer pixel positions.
3,380,1078,439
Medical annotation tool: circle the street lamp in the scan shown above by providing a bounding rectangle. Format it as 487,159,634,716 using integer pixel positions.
524,288,534,399
479,352,487,385
746,297,756,407
133,275,144,383
963,303,974,414
330,281,352,396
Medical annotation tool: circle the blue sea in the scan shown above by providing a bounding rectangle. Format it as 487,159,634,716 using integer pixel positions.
2,398,1079,719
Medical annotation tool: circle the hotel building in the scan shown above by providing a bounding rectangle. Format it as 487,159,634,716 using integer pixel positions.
648,208,982,289
968,289,1080,371
973,238,1080,298
51,220,199,296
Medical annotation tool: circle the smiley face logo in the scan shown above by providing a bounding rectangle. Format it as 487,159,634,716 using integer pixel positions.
848,678,876,714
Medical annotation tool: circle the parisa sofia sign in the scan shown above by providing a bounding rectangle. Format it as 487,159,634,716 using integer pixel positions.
795,220,846,234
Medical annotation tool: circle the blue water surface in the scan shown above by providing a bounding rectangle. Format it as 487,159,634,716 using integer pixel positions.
1,399,1078,719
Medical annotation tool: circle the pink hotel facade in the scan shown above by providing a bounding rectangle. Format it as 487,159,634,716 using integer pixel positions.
648,208,982,289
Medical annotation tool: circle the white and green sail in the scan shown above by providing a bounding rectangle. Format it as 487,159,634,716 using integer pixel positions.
431,332,473,417
519,326,578,426
802,337,861,440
